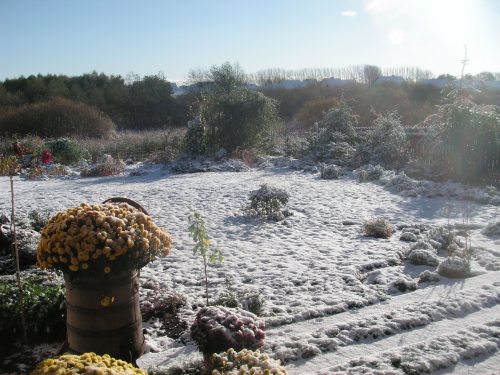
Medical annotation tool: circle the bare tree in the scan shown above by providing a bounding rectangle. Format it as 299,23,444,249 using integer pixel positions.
364,65,382,86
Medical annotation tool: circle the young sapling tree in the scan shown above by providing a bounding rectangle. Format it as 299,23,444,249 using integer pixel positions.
188,211,223,305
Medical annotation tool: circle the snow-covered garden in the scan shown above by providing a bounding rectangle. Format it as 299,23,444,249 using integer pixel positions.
1,159,499,374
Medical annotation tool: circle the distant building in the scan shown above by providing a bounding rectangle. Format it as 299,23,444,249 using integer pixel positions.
321,78,356,88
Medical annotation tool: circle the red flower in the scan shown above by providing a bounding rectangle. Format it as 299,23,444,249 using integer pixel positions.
41,149,53,164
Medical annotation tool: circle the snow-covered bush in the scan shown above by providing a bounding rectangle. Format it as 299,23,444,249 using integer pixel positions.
185,115,208,156
318,102,358,143
438,256,469,278
31,353,146,375
408,249,439,267
357,164,385,182
307,132,357,165
420,94,500,182
80,154,125,177
246,184,290,221
400,231,418,242
305,102,358,165
215,278,266,316
211,348,289,375
363,218,394,238
190,306,266,354
483,222,500,237
357,111,408,169
418,270,440,283
426,226,456,250
140,284,187,321
319,164,342,179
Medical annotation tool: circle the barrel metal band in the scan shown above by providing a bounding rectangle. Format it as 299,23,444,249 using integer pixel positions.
65,297,138,314
67,320,142,338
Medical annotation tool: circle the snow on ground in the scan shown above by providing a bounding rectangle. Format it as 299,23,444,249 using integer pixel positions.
1,165,499,374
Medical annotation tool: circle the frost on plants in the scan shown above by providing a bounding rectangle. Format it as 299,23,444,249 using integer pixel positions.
190,306,266,354
319,164,342,179
356,164,385,182
246,184,291,222
215,276,266,316
80,154,125,177
438,256,469,278
211,348,289,375
363,218,394,238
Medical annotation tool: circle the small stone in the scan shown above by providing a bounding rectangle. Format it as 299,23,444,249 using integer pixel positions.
342,220,357,226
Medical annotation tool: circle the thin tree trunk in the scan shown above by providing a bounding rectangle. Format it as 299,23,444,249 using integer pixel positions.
204,255,209,306
11,176,28,345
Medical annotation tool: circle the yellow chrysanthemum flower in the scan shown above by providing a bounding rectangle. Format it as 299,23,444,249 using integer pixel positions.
36,202,172,277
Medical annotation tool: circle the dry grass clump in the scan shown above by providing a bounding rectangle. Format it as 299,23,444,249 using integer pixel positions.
363,217,394,238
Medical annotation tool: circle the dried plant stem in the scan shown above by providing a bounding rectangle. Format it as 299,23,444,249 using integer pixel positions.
11,176,28,344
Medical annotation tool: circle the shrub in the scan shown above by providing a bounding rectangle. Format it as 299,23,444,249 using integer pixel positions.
31,353,147,375
306,101,359,164
215,277,266,316
363,218,394,238
211,348,289,375
357,164,385,182
295,96,340,129
421,93,500,182
141,288,187,321
190,306,265,354
317,101,358,143
28,209,50,232
140,280,188,339
45,137,90,165
0,275,65,339
80,154,125,177
0,97,116,138
189,63,279,154
319,164,342,179
246,184,290,221
357,111,408,168
437,256,469,278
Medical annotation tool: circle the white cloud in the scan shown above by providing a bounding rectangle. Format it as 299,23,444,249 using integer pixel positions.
341,10,357,17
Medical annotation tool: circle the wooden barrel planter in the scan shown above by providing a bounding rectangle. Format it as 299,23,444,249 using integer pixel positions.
65,271,144,362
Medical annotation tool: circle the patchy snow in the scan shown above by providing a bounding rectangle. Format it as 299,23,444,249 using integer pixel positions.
1,165,499,374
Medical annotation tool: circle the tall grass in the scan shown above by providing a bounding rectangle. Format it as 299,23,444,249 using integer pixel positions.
77,128,187,162
0,128,187,163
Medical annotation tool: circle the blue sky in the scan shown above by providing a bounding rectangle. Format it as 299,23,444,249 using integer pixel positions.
1,0,499,82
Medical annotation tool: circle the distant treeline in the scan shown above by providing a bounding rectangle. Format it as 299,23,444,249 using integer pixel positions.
1,68,500,138
0,72,191,130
